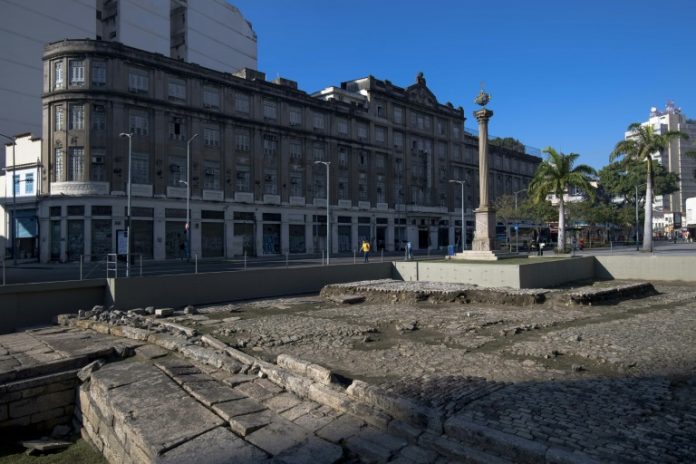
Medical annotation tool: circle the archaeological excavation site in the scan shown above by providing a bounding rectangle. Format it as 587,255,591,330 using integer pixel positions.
1,261,695,463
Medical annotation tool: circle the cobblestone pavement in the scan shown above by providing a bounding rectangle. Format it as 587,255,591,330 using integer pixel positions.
182,282,696,463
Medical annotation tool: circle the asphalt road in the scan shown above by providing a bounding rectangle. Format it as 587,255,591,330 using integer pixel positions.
2,241,694,285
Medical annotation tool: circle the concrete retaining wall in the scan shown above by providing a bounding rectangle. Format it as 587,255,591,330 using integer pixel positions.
595,255,696,282
0,280,106,334
394,258,595,289
107,263,394,309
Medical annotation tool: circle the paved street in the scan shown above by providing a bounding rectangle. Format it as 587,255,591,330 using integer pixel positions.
3,240,696,285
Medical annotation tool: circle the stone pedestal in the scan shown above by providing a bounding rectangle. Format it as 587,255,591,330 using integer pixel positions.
472,206,496,252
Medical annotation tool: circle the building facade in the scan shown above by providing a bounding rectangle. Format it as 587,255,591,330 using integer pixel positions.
629,102,696,218
0,0,256,145
38,39,540,262
1,134,42,259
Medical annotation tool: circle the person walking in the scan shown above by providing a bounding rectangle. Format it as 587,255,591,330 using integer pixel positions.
406,241,412,260
361,240,371,263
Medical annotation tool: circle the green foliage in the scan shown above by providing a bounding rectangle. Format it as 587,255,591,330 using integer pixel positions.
490,137,525,152
528,148,596,204
598,161,679,202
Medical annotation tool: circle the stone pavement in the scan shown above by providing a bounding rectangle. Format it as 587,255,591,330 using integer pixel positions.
3,280,696,463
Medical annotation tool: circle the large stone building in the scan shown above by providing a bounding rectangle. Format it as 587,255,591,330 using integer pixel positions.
38,39,540,262
0,0,256,146
629,102,696,218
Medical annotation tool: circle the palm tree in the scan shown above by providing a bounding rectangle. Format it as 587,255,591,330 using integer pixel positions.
528,147,596,253
611,123,689,251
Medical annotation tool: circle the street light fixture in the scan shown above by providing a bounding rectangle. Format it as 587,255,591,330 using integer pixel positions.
185,133,199,261
449,179,466,251
118,132,133,277
314,161,330,264
513,189,527,252
0,133,17,265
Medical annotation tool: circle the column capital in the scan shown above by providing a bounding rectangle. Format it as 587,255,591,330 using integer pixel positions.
474,108,494,123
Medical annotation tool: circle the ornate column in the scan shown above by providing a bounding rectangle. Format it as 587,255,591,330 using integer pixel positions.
471,90,497,252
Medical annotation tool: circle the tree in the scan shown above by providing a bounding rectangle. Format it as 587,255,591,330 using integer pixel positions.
528,147,596,253
611,123,689,251
598,161,680,203
494,194,517,247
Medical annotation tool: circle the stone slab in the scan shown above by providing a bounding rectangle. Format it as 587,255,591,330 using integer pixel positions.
158,426,268,464
229,410,274,436
134,344,169,360
212,398,267,421
316,413,366,443
182,381,246,407
245,417,309,456
274,436,343,464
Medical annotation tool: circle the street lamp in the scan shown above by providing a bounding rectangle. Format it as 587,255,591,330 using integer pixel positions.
513,189,526,252
635,185,640,252
449,179,466,251
185,133,199,260
119,132,133,277
0,133,16,265
314,161,330,264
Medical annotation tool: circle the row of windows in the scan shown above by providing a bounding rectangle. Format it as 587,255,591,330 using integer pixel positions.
51,59,464,139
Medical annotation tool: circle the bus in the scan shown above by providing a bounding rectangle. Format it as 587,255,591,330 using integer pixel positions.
495,222,553,251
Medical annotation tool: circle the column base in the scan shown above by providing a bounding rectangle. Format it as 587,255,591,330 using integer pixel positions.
453,250,521,261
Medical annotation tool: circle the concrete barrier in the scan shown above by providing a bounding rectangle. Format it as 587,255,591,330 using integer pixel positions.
0,280,106,334
393,257,595,289
595,255,696,282
107,263,394,309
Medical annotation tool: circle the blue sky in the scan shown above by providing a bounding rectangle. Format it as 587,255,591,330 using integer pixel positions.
231,0,696,169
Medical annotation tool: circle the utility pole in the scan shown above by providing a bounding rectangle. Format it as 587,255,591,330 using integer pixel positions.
314,161,330,264
1,133,18,265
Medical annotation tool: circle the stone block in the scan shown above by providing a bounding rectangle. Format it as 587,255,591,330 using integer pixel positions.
183,381,245,407
306,363,333,385
388,420,422,443
228,410,273,436
121,326,151,341
307,383,351,412
29,406,65,424
276,354,309,376
212,398,267,421
246,417,309,455
546,447,602,464
280,401,321,422
0,404,8,422
316,413,365,443
222,374,257,387
77,359,105,382
345,435,393,463
293,409,339,433
201,334,228,351
348,402,392,430
134,344,169,361
158,426,268,464
9,389,75,419
234,381,277,402
274,436,343,464
155,308,174,318
263,392,302,413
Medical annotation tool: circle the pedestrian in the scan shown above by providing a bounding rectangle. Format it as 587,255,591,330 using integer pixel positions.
539,242,545,256
361,240,371,263
178,234,185,261
406,241,412,260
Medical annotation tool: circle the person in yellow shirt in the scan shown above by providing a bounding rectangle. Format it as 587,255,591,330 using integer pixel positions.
361,240,371,263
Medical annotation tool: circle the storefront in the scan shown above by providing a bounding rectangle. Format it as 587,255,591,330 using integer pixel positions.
337,216,352,252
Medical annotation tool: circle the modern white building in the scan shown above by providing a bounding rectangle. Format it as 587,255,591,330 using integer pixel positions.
0,0,257,145
1,134,42,260
627,102,696,218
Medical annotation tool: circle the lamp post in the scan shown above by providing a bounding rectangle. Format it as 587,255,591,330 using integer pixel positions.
635,185,639,252
186,133,199,261
0,133,17,265
513,189,526,252
314,161,330,264
449,179,466,251
118,132,133,277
